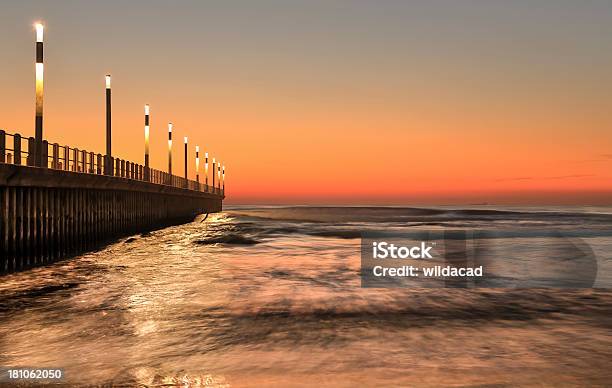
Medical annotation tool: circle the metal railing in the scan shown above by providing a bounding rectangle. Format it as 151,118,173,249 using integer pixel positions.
0,130,224,196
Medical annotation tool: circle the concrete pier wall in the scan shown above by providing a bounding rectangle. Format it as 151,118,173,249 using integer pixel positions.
0,164,223,273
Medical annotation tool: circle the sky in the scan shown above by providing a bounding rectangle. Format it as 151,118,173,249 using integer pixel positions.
1,0,611,205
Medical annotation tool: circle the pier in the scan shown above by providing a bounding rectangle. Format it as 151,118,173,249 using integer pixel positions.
0,23,225,273
0,131,224,273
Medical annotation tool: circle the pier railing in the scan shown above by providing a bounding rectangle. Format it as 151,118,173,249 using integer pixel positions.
0,129,223,196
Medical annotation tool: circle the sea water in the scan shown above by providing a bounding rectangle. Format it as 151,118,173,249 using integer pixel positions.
0,206,611,386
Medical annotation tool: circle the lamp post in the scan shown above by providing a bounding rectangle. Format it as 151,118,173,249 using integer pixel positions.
184,136,188,187
168,122,172,177
222,165,225,193
212,157,215,192
105,74,112,174
34,23,44,167
217,162,221,191
144,104,150,181
205,152,209,191
195,146,200,183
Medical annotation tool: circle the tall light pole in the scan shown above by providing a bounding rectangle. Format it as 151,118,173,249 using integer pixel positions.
105,74,112,174
205,152,209,191
168,122,172,176
217,162,221,191
34,22,44,167
212,157,215,191
222,165,225,193
144,104,150,181
195,146,200,183
184,136,188,186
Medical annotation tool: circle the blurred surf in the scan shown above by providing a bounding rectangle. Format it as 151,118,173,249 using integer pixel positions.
0,206,611,387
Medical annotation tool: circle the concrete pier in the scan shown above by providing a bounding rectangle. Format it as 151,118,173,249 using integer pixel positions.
0,159,223,273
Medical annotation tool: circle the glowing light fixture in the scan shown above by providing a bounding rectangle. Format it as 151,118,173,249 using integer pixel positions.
205,152,209,190
144,104,150,180
195,146,200,183
212,157,216,190
34,22,45,167
35,23,44,42
184,136,188,182
168,122,173,175
105,74,112,174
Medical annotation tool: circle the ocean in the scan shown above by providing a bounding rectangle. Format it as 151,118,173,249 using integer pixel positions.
0,206,611,387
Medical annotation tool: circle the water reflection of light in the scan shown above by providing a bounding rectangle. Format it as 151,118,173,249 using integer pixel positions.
135,320,157,336
131,367,229,387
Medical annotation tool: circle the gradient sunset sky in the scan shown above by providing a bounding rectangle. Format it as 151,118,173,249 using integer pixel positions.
1,0,611,205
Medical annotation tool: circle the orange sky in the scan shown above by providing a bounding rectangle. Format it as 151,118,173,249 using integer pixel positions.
1,1,611,205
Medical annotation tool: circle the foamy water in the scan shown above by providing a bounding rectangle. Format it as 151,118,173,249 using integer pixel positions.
0,206,611,387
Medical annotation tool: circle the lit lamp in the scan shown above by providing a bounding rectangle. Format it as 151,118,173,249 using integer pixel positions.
144,104,150,181
212,157,216,192
168,122,173,176
205,152,209,192
34,22,44,167
105,74,112,174
184,136,188,186
195,146,200,183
